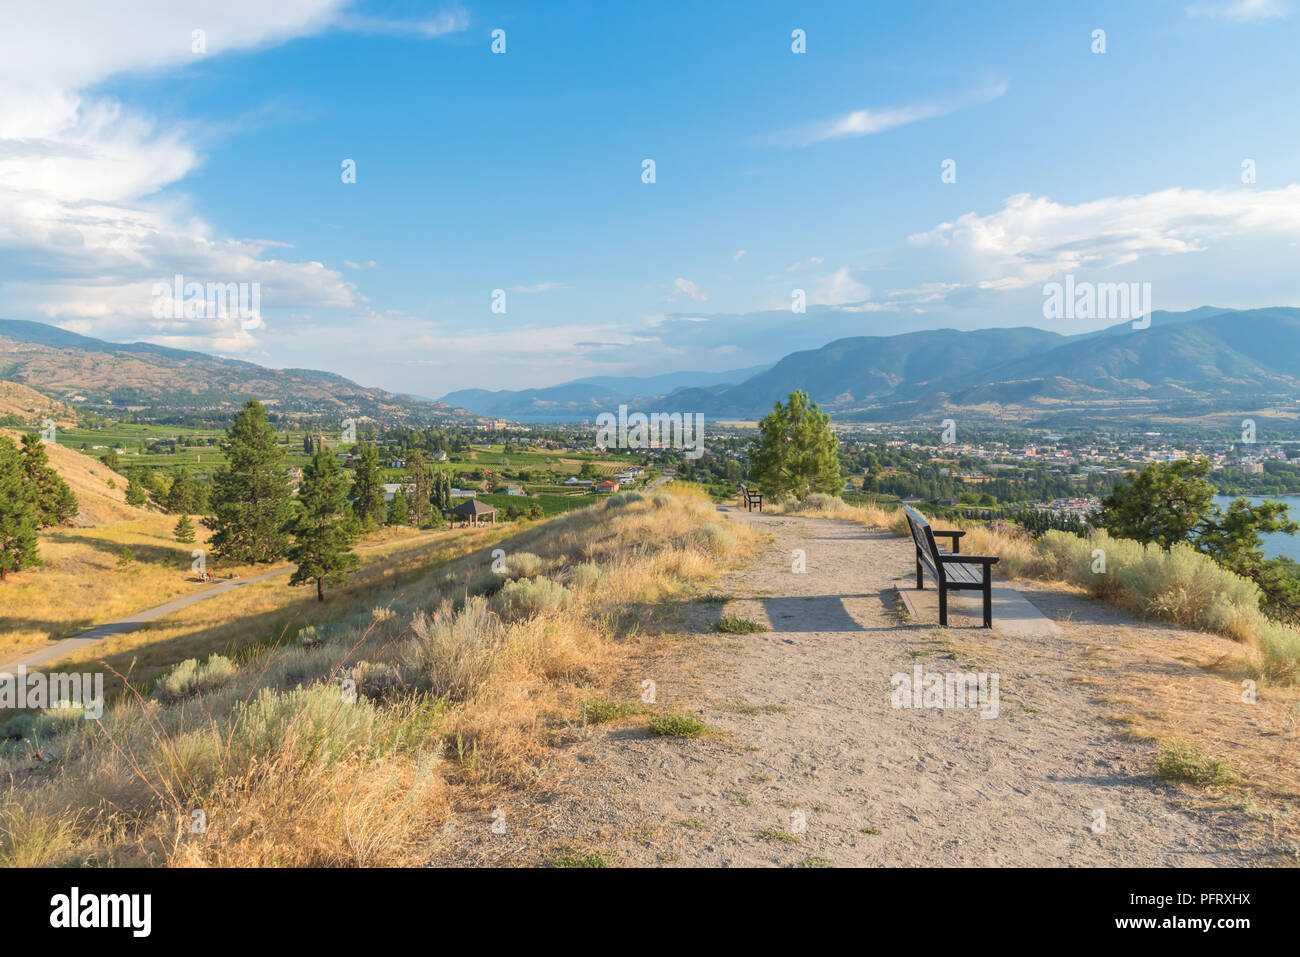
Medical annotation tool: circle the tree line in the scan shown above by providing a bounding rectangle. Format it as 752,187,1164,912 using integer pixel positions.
0,433,79,580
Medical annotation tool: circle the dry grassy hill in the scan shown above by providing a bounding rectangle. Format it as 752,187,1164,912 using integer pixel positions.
1,427,135,525
0,381,77,428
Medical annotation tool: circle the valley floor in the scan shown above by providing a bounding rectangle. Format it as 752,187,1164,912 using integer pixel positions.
433,506,1297,867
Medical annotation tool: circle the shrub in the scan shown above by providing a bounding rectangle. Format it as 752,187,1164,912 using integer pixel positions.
155,655,237,701
407,597,503,700
650,491,674,509
685,522,736,556
567,562,602,590
500,551,547,579
231,684,378,770
605,491,644,509
491,576,570,621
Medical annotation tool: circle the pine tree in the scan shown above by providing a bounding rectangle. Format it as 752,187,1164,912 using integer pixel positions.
125,475,147,507
406,450,431,527
387,487,409,526
749,390,842,499
19,432,77,527
203,399,294,563
165,466,200,514
351,443,387,528
0,436,39,581
287,449,360,601
174,513,196,543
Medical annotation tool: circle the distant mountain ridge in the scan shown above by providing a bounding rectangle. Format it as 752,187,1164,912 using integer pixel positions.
0,319,465,422
440,365,771,418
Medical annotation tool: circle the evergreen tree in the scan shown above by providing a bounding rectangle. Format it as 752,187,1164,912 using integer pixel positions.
407,450,432,527
125,475,147,507
203,399,293,563
287,450,360,601
19,433,77,527
387,487,410,526
174,513,196,543
749,390,842,499
350,443,387,528
0,436,39,581
436,471,452,512
165,466,200,514
100,449,120,471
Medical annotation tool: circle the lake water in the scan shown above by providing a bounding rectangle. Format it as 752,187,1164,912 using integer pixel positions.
1213,495,1300,561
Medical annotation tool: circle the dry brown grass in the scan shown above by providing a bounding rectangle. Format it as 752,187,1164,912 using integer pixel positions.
0,382,76,428
0,486,759,867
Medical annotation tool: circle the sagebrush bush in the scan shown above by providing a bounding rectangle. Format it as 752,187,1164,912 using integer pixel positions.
406,597,503,700
155,655,237,701
501,551,547,578
491,576,571,621
605,491,644,509
685,522,736,556
231,684,378,771
567,562,603,590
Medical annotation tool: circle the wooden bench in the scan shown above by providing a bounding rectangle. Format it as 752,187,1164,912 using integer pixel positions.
903,506,999,628
738,484,763,512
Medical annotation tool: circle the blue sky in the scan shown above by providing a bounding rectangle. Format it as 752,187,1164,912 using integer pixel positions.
2,0,1300,395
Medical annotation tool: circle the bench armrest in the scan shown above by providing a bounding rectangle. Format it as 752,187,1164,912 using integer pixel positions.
938,553,998,565
932,529,965,552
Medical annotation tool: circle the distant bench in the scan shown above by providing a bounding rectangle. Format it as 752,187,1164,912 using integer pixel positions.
738,484,763,512
903,505,999,628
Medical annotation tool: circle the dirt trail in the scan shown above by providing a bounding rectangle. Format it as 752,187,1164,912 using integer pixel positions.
456,506,1279,867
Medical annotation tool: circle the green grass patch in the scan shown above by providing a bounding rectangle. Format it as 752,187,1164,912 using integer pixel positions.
1155,739,1239,788
713,616,766,634
647,713,709,738
757,828,800,844
545,846,609,868
582,698,638,724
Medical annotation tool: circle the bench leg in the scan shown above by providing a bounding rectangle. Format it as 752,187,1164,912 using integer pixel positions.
938,586,948,626
983,568,993,628
915,549,924,589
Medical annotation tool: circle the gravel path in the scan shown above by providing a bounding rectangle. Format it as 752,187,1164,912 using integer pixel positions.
481,505,1273,867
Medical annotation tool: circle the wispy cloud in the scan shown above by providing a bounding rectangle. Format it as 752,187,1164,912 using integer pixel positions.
1187,0,1291,21
507,281,564,293
334,5,470,37
761,79,1008,148
671,277,708,302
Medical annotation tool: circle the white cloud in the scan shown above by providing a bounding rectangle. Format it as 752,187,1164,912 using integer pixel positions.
733,249,746,262
1187,0,1290,21
906,185,1300,291
671,277,709,302
0,1,466,352
762,79,1008,148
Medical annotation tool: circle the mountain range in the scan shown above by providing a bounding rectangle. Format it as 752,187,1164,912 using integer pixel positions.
3,307,1299,427
446,307,1300,425
0,319,463,422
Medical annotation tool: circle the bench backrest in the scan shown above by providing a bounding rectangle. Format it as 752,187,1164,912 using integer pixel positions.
903,505,945,585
